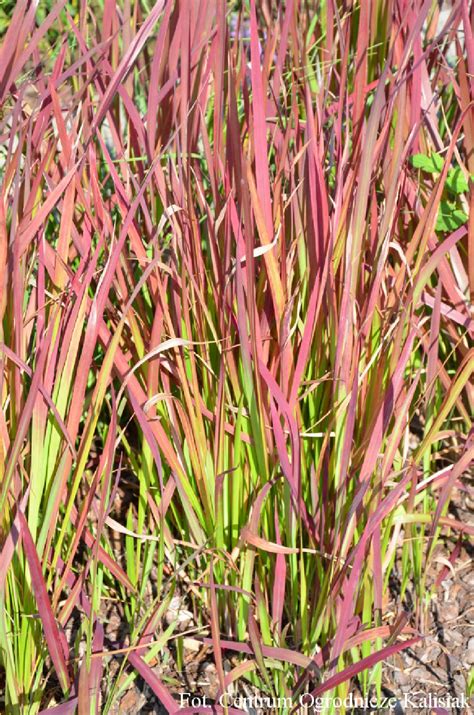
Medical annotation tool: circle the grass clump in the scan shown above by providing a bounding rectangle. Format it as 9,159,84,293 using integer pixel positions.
0,1,473,712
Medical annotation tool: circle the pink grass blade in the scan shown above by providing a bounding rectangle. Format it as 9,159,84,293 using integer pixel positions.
18,512,71,693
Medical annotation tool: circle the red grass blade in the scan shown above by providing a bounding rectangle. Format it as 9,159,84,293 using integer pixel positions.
18,512,71,693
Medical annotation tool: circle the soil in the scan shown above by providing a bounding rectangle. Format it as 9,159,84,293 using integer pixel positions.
104,488,473,714
382,490,474,715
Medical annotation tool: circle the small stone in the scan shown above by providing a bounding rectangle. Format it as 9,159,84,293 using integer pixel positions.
393,669,411,686
464,607,474,623
431,666,448,682
441,601,459,621
462,571,474,588
411,666,429,680
119,687,147,715
445,628,464,646
421,645,442,663
183,637,201,652
465,637,474,664
454,673,466,692
165,595,193,627
438,653,462,671
203,662,219,699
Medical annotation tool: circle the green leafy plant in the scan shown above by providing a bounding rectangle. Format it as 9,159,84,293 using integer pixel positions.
411,152,470,231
